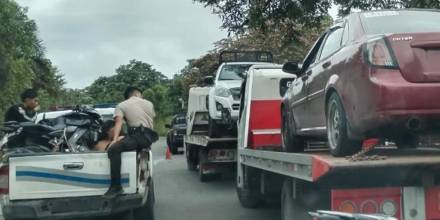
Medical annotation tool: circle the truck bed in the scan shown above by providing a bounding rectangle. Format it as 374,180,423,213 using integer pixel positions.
239,147,440,188
9,152,137,200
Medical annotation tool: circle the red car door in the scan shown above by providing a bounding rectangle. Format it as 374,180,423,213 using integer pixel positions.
287,74,308,128
306,26,345,134
288,34,328,131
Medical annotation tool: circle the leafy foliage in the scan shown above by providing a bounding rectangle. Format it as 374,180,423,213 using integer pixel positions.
0,0,64,123
180,53,219,100
335,0,440,15
188,0,439,99
87,59,167,103
195,0,332,35
196,0,440,35
84,60,184,135
180,16,331,99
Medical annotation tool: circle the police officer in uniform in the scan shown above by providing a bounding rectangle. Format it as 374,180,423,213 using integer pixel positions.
104,86,158,198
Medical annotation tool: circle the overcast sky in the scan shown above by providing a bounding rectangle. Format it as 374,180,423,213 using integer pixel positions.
16,0,228,88
16,1,338,89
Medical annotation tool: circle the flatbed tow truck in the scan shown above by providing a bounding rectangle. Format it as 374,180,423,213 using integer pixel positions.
236,64,440,220
184,87,237,182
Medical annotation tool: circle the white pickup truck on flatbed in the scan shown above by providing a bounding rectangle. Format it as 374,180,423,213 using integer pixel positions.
184,86,237,182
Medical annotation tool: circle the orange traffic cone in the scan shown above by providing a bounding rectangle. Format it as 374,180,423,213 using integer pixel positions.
166,146,172,160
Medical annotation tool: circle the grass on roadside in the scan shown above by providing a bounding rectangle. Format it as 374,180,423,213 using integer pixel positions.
154,115,173,136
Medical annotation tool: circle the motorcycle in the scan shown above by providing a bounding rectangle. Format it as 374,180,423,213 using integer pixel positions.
1,107,104,156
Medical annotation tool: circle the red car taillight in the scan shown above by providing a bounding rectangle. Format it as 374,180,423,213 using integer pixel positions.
364,37,399,68
0,165,9,195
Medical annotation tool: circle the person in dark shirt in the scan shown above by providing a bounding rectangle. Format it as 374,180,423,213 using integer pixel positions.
4,89,39,123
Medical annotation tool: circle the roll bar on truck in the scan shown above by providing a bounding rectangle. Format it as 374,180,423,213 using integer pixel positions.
236,64,440,220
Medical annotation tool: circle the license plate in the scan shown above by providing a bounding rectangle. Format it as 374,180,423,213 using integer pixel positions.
419,134,440,148
208,149,236,162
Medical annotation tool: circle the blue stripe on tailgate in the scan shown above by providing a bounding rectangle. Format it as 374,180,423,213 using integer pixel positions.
16,171,129,185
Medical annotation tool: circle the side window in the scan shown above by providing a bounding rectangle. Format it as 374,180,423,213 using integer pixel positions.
341,22,349,46
300,33,327,72
319,27,344,60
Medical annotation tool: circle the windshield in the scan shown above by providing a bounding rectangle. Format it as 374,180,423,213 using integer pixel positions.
218,64,252,80
175,117,186,125
360,10,440,34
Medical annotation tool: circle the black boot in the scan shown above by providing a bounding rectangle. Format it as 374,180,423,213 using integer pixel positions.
103,184,123,199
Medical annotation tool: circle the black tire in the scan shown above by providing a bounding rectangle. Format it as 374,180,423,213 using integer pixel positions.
208,117,220,138
281,179,309,220
236,165,262,208
133,180,155,220
166,134,172,149
326,93,361,156
198,148,215,182
394,134,419,149
281,108,306,152
187,158,197,171
186,145,197,171
170,144,178,155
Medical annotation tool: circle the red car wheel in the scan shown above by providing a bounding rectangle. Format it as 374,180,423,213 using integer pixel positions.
327,93,361,156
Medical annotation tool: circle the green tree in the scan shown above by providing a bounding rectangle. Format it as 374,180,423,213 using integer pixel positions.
179,15,330,98
335,0,440,15
195,0,331,35
54,88,94,108
87,59,167,103
0,0,64,123
196,0,440,35
167,74,186,113
180,53,219,101
85,60,179,135
143,84,169,116
142,84,172,136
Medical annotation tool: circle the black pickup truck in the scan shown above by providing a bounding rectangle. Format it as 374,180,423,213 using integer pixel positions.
166,114,187,154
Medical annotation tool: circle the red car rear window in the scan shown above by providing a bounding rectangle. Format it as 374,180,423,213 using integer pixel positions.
360,10,440,35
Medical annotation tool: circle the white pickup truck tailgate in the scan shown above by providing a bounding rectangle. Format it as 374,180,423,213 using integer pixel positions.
9,152,137,200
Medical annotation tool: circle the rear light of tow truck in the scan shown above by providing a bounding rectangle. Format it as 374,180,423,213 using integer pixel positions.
332,187,400,218
381,199,398,217
0,165,9,195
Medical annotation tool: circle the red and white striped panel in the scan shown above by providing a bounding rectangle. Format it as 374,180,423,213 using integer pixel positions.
247,67,292,149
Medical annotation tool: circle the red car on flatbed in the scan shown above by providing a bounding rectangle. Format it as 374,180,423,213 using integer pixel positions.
236,63,440,220
281,9,440,156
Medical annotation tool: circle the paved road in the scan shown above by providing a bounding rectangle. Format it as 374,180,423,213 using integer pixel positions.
152,138,280,220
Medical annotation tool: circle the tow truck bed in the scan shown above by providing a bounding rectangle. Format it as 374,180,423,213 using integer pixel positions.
185,134,238,181
239,147,440,187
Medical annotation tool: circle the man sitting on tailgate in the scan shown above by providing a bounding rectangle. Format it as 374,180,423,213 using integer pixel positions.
104,86,158,198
